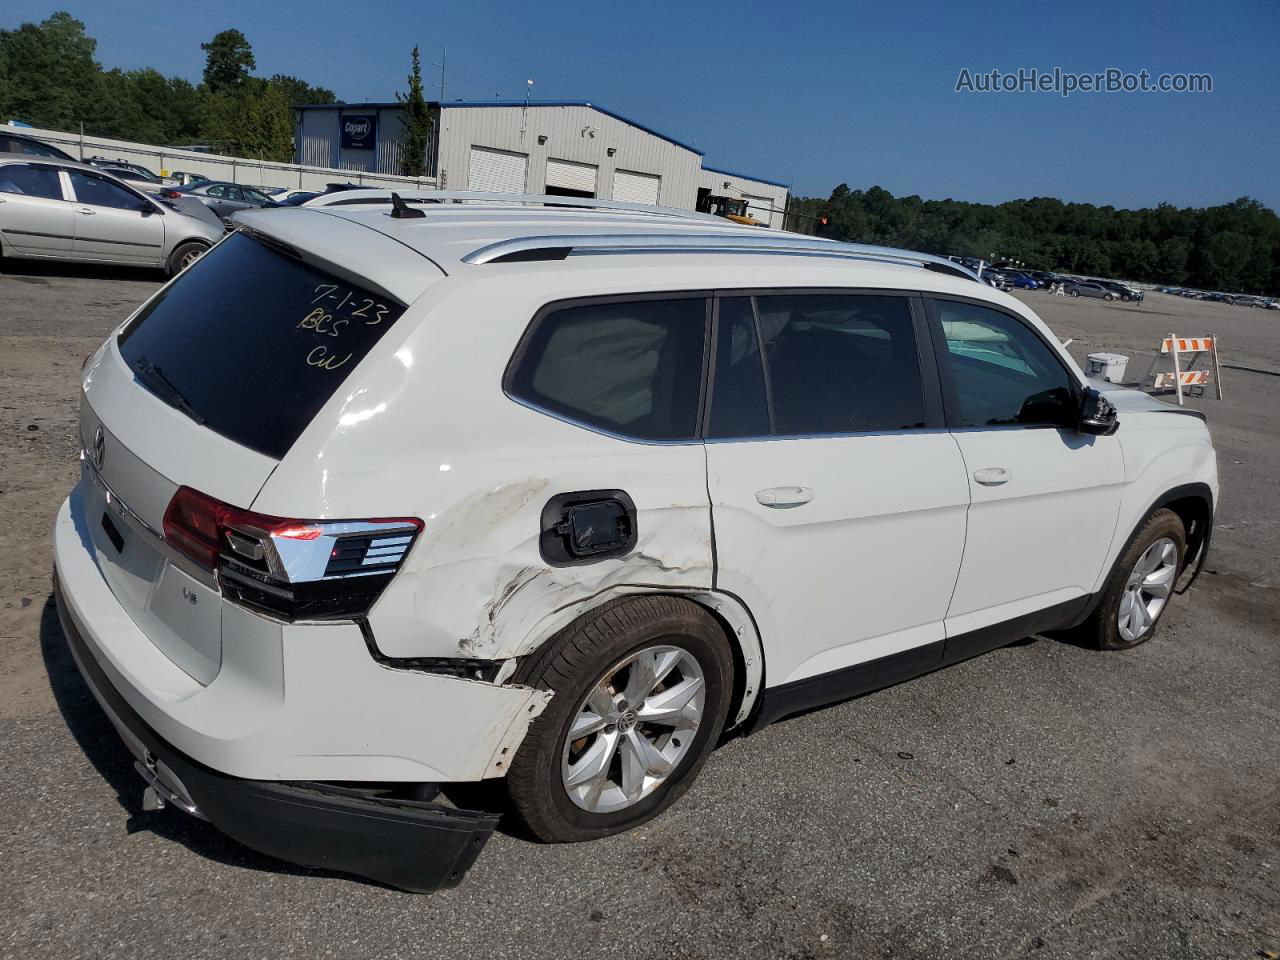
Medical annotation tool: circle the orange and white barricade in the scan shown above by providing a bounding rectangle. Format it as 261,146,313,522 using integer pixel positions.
1144,334,1223,405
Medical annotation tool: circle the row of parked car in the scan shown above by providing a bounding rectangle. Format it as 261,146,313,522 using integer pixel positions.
1158,287,1279,309
948,256,1145,302
0,130,377,274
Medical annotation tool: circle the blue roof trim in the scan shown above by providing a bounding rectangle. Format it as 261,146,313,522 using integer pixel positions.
701,164,791,189
295,103,403,110
440,100,705,156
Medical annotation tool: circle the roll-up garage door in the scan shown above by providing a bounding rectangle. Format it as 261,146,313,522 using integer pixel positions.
468,147,528,194
545,158,598,196
743,193,774,227
613,169,661,205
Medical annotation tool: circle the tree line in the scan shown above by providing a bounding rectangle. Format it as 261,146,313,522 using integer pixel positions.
786,186,1280,295
0,12,335,161
4,12,1274,291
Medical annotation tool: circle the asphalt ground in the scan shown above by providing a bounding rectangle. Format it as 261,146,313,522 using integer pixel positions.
1,260,1277,960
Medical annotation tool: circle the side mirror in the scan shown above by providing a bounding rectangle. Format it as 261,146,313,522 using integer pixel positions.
1079,387,1119,436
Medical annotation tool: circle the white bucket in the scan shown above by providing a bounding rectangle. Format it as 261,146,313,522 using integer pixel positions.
1086,352,1129,383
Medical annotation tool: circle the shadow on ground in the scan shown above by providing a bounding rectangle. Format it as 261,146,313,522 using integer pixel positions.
1,259,163,283
36,592,379,887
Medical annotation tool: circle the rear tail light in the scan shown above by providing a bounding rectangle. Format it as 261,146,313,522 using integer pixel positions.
159,188,181,199
162,485,422,621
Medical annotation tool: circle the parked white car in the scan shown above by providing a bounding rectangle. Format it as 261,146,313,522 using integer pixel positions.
54,192,1217,891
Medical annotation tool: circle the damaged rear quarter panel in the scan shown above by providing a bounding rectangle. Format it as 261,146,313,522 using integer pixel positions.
252,274,716,662
382,462,715,661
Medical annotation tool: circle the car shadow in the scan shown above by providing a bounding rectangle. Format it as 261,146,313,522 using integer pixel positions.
36,592,389,887
0,258,162,283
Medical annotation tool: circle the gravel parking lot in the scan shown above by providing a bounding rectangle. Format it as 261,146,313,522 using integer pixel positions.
1,263,1277,960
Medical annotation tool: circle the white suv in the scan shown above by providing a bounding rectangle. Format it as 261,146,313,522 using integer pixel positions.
54,192,1217,891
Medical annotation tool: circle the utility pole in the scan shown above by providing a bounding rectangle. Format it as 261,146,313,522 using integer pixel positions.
437,47,446,103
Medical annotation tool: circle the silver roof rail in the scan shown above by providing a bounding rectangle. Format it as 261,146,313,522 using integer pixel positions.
461,233,981,280
306,189,727,223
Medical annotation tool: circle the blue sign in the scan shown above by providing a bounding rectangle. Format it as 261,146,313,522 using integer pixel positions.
340,114,377,151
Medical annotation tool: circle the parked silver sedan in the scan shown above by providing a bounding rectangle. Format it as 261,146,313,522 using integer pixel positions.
164,180,278,220
0,157,222,274
1065,281,1118,301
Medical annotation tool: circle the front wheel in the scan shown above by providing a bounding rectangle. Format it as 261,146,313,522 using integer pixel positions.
1069,289,1080,297
1080,509,1186,650
1104,293,1115,301
506,596,733,842
167,241,207,275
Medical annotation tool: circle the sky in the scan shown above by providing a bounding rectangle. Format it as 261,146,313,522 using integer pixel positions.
5,0,1279,210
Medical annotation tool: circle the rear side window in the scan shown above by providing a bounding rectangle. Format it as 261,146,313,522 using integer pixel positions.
508,297,708,441
117,231,406,459
749,293,927,435
0,164,62,200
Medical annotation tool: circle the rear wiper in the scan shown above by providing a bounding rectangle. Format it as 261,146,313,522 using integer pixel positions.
131,355,206,425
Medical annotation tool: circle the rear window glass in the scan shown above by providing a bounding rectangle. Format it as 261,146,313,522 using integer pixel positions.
0,164,62,200
117,231,406,459
507,297,707,441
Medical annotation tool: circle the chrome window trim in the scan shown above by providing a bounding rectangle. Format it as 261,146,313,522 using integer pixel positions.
703,426,955,444
504,392,704,447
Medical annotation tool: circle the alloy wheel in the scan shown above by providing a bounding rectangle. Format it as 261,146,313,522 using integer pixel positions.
561,644,705,814
1118,537,1178,642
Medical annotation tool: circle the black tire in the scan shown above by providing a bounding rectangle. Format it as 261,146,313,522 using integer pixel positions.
1079,508,1186,651
1104,293,1115,301
1069,289,1080,297
506,595,733,842
167,240,207,276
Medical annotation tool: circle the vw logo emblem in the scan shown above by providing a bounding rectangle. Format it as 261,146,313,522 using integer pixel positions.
92,426,106,470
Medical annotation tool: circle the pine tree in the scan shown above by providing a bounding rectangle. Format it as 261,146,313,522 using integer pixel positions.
397,46,433,177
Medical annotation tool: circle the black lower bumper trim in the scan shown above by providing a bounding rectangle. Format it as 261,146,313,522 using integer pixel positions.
54,573,499,892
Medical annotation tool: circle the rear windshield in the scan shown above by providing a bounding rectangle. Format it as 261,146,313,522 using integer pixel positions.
117,231,406,459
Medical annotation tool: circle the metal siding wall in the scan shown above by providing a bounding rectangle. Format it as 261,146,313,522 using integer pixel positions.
436,105,699,206
377,108,406,175
299,109,339,168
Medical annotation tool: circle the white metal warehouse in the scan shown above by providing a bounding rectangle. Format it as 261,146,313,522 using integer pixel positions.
295,99,789,227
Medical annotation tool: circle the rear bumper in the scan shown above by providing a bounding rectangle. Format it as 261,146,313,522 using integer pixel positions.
53,491,550,783
56,576,497,892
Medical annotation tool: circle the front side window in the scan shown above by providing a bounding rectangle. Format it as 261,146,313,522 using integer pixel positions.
935,299,1077,427
749,293,927,435
68,171,144,211
508,298,708,441
0,164,63,200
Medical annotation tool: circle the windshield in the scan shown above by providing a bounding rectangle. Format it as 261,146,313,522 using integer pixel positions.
116,231,407,459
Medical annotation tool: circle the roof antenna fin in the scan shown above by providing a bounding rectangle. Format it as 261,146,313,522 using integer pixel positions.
390,192,425,219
